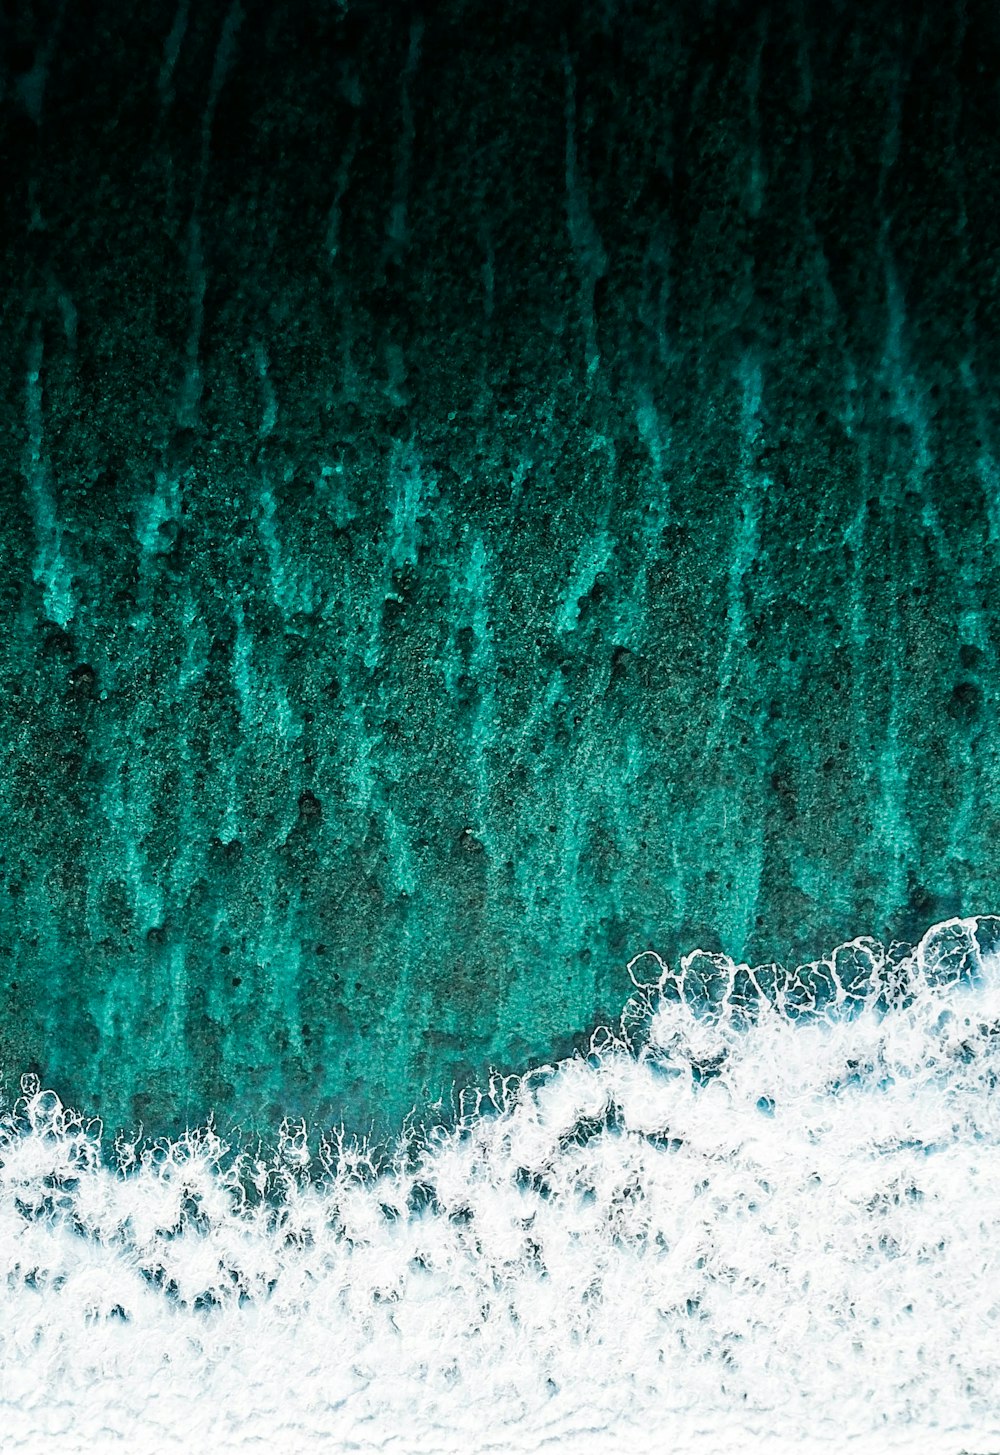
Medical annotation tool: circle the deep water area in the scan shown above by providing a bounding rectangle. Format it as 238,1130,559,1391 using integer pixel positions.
1,0,999,1136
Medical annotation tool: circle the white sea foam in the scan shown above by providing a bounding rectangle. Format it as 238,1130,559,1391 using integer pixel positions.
3,917,1000,1453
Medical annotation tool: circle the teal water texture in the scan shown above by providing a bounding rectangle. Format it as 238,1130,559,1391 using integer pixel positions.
1,0,999,1135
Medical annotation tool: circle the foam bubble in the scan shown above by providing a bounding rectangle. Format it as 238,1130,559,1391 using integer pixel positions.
3,918,1000,1452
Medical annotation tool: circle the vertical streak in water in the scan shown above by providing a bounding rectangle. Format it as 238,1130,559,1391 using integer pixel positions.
236,511,300,756
462,533,497,834
157,0,191,107
23,330,74,629
257,475,292,619
881,258,932,482
229,602,257,847
171,1,243,427
102,717,165,939
633,387,671,521
710,359,767,745
347,436,426,919
324,121,360,265
232,580,307,1076
554,527,615,637
729,353,768,951
386,19,423,261
635,124,672,380
743,12,768,219
385,440,426,579
562,47,607,382
154,0,190,238
136,466,182,574
255,465,318,629
12,0,66,125
869,40,912,914
172,579,207,906
198,1,243,193
700,355,769,954
178,218,206,429
253,342,279,439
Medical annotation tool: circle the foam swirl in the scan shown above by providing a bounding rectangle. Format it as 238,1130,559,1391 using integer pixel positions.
3,918,1000,1452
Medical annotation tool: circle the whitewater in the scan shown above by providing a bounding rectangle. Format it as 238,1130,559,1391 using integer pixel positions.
3,917,1000,1454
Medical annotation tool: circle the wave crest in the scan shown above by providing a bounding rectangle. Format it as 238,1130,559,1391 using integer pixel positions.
3,917,1000,1452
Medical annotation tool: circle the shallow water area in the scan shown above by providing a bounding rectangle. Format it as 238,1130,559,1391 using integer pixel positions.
3,918,1000,1452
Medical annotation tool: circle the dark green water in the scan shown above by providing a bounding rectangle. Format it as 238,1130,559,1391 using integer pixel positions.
1,0,998,1134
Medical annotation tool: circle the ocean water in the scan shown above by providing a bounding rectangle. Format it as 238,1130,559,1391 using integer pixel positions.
5,0,1000,1144
4,916,1000,1453
4,2,1000,1447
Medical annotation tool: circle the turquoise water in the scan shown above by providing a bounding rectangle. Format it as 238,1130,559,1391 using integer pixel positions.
2,0,1000,1137
3,0,1000,1447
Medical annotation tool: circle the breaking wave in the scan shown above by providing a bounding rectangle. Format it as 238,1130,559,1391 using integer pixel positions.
4,917,1000,1452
